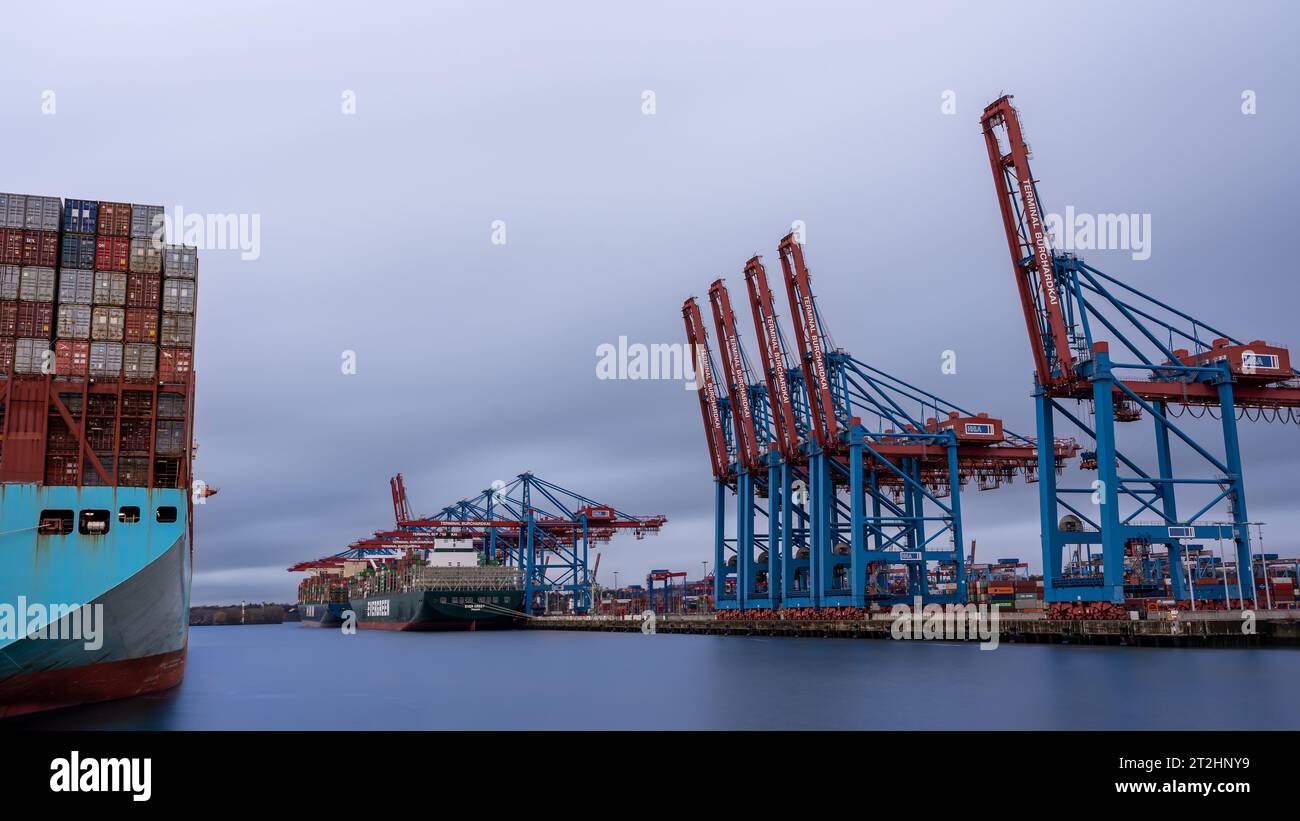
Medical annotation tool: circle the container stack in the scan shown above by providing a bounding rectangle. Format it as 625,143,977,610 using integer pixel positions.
0,192,199,489
0,193,61,373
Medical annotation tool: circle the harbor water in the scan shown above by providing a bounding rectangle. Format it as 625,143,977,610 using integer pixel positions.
11,623,1300,730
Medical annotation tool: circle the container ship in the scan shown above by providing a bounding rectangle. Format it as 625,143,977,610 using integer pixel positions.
292,541,526,631
0,193,199,718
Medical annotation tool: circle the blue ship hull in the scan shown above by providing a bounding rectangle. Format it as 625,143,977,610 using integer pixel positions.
0,484,191,718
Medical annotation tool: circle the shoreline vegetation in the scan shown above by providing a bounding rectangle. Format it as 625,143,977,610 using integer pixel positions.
190,603,299,626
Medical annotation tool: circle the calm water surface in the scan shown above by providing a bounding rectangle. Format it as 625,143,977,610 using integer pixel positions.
12,623,1300,730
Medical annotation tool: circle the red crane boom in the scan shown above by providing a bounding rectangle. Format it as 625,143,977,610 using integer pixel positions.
708,278,762,472
744,255,800,461
683,297,729,479
980,95,1076,389
777,233,838,449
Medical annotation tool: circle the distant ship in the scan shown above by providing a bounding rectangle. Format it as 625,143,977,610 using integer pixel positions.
294,542,526,631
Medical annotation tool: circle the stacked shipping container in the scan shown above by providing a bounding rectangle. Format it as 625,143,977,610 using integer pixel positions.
0,192,198,488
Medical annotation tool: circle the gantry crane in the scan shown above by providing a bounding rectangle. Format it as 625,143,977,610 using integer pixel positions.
980,95,1300,605
685,235,1077,610
385,472,665,614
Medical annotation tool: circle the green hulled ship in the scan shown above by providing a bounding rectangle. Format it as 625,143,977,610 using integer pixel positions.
349,563,526,631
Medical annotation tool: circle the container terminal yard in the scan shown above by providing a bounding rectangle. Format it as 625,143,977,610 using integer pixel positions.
291,95,1299,649
282,95,1300,651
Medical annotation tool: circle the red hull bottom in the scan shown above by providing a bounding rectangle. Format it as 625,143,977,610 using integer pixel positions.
0,647,187,719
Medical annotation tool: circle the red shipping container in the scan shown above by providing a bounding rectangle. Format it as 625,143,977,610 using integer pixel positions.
0,337,13,372
15,301,53,337
126,273,161,308
21,230,59,267
124,307,158,343
54,339,90,377
44,454,80,486
0,300,17,337
95,236,129,272
158,347,192,382
0,229,22,265
97,202,131,237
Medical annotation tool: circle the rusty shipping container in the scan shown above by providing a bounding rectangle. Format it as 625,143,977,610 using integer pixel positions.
126,272,161,307
15,301,52,337
97,201,131,236
123,307,158,343
21,231,58,267
95,236,129,272
158,347,192,383
54,339,90,377
0,229,22,265
0,300,16,336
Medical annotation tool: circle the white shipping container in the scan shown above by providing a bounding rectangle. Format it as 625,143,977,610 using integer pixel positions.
161,312,194,347
128,237,162,273
91,306,125,341
122,343,156,379
162,278,195,314
57,268,95,305
0,264,18,300
24,195,61,231
57,305,92,339
89,341,123,376
19,266,56,302
93,270,127,305
15,337,51,374
2,193,27,228
130,205,164,239
162,244,198,278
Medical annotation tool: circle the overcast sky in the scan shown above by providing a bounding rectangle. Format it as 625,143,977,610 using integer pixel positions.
4,1,1298,603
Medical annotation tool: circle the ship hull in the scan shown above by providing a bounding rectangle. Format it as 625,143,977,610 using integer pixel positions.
0,485,191,719
298,601,347,627
351,589,524,631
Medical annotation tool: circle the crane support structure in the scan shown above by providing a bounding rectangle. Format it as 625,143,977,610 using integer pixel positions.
685,236,1076,611
981,95,1299,605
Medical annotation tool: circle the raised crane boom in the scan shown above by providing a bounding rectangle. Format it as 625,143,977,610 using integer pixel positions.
980,95,1076,390
708,278,762,472
682,297,729,479
744,255,800,461
777,233,839,449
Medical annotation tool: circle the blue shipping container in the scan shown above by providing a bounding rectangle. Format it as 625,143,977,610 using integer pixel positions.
63,199,98,234
60,233,97,269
